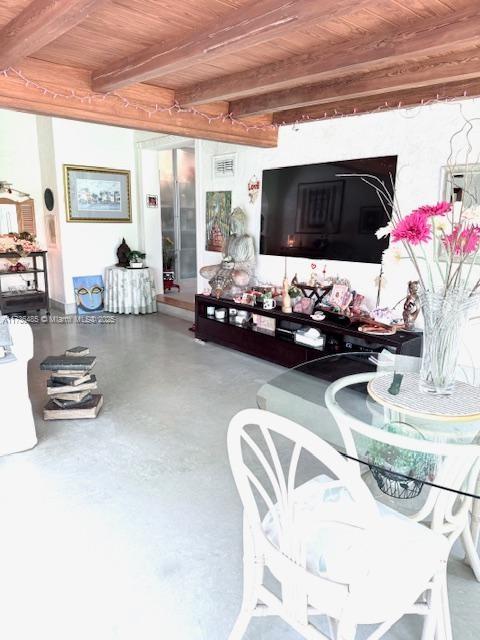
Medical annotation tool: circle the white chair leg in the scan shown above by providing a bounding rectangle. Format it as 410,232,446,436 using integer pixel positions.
229,610,254,640
421,582,441,640
228,518,263,640
463,496,480,580
327,617,338,639
439,572,452,640
461,524,480,582
470,497,480,549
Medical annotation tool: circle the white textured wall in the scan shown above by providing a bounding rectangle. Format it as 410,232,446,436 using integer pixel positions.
52,119,139,306
196,99,480,314
137,147,163,291
36,115,65,305
0,110,44,244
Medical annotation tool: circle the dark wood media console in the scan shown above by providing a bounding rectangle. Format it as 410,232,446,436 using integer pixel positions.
195,294,422,368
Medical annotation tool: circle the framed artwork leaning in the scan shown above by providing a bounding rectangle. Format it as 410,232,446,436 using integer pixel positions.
64,165,131,223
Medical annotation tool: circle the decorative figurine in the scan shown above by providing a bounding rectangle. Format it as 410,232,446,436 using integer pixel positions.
210,268,233,299
308,263,318,287
403,280,421,330
282,275,292,313
116,238,131,267
200,207,255,296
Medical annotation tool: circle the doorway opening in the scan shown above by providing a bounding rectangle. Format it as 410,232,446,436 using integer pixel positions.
159,146,196,308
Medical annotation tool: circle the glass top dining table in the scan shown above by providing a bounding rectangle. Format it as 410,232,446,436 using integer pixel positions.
257,351,480,500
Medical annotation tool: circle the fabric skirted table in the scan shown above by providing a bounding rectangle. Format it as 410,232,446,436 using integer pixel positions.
104,266,157,314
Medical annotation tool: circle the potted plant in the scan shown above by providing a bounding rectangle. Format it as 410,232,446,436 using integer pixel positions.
128,250,146,268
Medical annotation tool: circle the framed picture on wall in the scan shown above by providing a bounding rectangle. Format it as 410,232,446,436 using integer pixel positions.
146,194,159,208
64,165,131,223
205,190,231,252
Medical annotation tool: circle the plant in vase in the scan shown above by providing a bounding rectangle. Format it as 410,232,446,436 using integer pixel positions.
356,174,480,395
128,250,146,268
162,236,175,272
288,284,302,307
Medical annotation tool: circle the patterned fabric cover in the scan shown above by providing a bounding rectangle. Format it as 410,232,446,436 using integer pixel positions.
104,266,157,315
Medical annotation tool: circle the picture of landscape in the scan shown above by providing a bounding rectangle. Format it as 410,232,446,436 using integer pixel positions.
77,178,121,211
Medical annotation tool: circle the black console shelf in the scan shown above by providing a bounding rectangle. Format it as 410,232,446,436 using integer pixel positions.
195,294,421,368
0,250,50,315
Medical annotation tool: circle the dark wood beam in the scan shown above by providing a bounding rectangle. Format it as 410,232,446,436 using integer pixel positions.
0,0,108,70
177,5,480,107
273,78,480,125
91,0,383,93
0,59,277,147
230,49,480,117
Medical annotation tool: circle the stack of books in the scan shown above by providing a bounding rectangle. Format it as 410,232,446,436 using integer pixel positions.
40,346,103,420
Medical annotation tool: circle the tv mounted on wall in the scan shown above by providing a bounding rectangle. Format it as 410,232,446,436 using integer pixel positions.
260,156,397,263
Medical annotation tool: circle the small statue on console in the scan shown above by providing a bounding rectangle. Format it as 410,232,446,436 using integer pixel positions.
308,263,318,287
403,280,421,331
116,238,131,267
200,207,255,296
281,275,292,313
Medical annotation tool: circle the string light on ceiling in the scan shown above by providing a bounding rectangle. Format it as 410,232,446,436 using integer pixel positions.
0,66,476,132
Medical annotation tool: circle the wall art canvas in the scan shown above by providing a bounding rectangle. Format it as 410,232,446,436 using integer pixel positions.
46,215,57,248
438,163,480,263
64,165,131,222
205,190,231,252
73,275,105,314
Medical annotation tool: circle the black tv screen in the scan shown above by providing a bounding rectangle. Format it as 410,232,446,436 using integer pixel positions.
260,156,397,263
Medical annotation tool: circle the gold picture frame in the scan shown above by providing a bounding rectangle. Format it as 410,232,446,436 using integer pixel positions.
64,164,132,223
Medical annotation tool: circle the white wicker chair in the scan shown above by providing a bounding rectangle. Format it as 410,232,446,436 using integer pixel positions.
227,408,452,640
325,373,480,639
0,318,37,455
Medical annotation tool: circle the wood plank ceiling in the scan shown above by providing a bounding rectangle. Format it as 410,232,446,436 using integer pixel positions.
0,0,478,147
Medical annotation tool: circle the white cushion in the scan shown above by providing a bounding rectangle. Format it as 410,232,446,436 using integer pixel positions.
262,474,448,591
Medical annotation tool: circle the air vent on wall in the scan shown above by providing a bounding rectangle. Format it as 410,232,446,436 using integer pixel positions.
213,154,236,178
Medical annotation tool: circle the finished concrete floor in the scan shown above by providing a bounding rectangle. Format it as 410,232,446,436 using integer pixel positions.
1,313,479,639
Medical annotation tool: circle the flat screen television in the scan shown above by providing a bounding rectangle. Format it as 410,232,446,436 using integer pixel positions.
260,156,397,263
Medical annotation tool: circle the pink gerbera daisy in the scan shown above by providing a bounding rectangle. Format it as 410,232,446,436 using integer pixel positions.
443,225,480,256
412,201,452,218
391,211,432,245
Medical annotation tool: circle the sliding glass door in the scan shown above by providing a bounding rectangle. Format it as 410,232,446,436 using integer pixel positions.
159,147,196,283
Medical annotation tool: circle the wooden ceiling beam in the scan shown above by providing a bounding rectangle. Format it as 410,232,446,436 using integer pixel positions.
230,49,480,117
177,4,480,107
0,0,108,70
273,78,480,125
91,0,383,93
0,59,277,148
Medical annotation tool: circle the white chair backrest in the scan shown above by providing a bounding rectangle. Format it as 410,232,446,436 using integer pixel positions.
325,373,480,540
228,409,380,577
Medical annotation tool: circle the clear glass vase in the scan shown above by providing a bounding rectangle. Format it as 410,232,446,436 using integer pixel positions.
419,289,479,395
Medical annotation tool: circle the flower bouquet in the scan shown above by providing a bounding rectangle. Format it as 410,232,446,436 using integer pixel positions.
358,173,480,394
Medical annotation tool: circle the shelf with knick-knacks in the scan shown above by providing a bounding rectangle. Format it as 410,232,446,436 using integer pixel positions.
0,251,50,315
